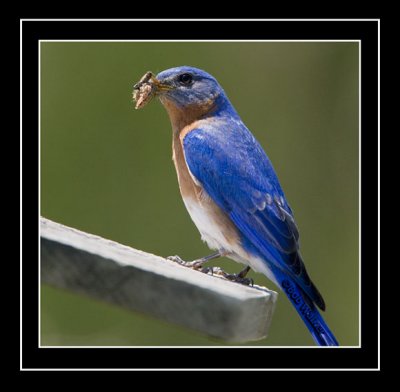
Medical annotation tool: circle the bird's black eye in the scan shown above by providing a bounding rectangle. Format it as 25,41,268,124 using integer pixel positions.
178,73,193,85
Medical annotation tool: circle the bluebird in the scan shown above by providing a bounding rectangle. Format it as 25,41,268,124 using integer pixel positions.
133,66,339,346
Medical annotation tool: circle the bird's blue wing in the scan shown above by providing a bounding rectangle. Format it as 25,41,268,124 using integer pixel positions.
183,127,325,310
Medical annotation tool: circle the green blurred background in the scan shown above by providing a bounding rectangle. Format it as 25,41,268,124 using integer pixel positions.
40,42,359,346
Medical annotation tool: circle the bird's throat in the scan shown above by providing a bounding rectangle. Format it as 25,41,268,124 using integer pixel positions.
160,97,217,134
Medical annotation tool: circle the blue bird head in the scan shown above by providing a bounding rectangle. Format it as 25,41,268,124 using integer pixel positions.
154,66,226,109
133,66,238,124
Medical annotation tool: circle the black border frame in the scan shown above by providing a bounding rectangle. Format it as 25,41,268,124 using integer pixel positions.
21,19,379,370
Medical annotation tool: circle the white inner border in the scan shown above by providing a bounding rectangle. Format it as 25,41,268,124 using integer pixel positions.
19,18,380,371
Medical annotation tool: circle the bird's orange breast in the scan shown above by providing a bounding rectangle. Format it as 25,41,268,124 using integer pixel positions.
161,97,208,200
161,98,240,248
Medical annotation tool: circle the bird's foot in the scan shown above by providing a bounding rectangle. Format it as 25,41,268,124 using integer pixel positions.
199,266,215,275
167,251,224,273
214,266,254,286
167,257,218,276
167,255,206,270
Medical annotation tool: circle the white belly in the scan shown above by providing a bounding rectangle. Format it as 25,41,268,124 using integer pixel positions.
182,197,233,252
182,196,278,285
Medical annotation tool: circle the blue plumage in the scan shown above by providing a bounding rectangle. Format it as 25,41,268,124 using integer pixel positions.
146,66,339,346
184,122,338,346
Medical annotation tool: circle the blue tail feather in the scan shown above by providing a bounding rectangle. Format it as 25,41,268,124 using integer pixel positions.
272,266,339,346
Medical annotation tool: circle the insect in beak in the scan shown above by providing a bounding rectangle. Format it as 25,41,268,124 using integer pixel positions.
133,71,174,109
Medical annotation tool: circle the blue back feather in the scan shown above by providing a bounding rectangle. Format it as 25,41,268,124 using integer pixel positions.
183,112,338,346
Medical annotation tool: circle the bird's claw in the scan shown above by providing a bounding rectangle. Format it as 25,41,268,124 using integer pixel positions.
200,266,214,275
167,255,204,270
167,255,185,264
167,256,252,284
217,270,254,286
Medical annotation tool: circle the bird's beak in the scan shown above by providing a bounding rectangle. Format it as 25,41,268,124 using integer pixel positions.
152,77,175,93
133,71,174,109
133,71,174,94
